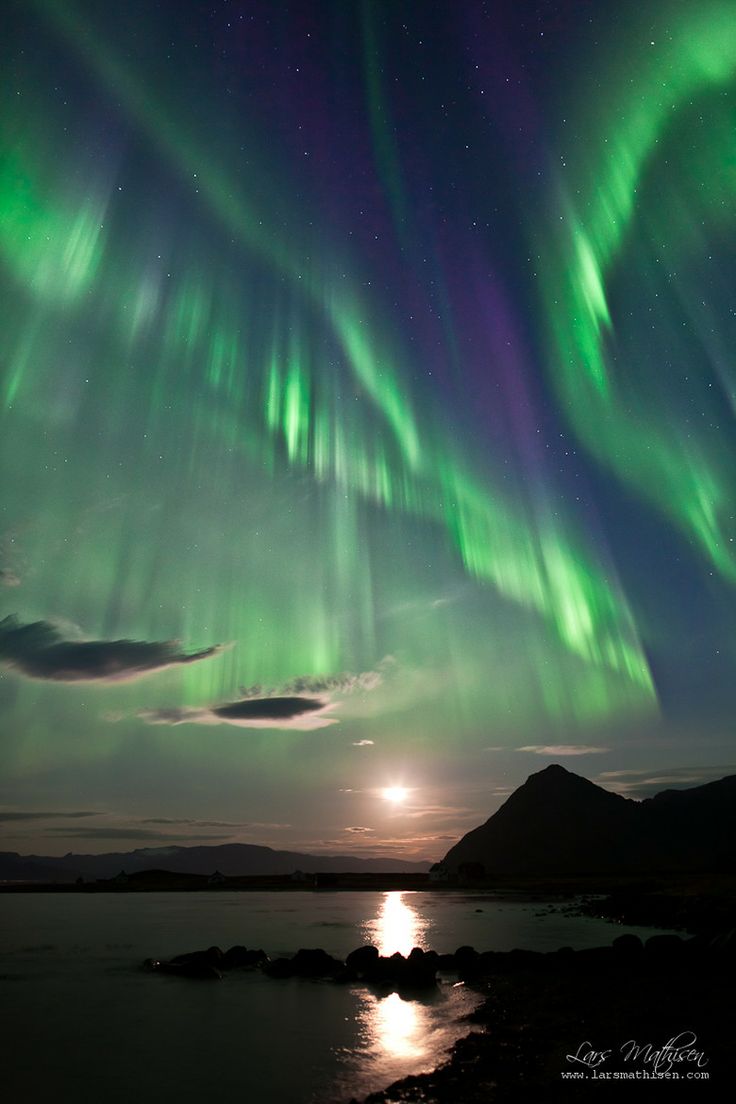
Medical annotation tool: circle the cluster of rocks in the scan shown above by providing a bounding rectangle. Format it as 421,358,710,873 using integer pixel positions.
143,928,735,986
424,929,736,979
142,941,479,991
143,944,267,979
264,944,440,991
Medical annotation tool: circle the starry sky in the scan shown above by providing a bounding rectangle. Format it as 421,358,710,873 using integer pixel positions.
1,0,735,860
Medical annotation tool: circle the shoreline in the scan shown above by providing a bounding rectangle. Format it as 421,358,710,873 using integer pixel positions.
2,870,733,901
4,876,733,1100
349,932,733,1102
345,877,736,1103
129,877,733,1101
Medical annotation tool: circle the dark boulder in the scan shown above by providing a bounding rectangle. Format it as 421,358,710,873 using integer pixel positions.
612,933,644,960
264,957,295,979
454,945,480,977
346,945,379,974
572,946,613,970
454,944,478,961
477,950,503,973
361,951,437,991
222,945,268,969
363,954,399,984
143,946,225,978
290,947,344,977
170,945,224,968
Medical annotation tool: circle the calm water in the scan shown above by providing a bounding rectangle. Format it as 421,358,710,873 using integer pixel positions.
0,890,665,1103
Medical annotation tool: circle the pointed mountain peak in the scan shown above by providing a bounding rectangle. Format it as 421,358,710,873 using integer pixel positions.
522,763,592,789
531,763,574,778
514,764,629,810
441,765,736,875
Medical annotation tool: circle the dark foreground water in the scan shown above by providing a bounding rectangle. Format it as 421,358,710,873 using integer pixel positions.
0,890,667,1103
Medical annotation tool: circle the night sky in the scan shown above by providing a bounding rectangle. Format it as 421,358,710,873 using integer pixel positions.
1,0,735,860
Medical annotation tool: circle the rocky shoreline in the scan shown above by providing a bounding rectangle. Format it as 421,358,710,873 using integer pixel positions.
144,940,487,994
348,883,736,1103
348,929,733,1102
144,905,734,1102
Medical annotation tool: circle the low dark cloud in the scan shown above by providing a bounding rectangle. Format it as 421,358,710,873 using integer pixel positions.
47,826,232,842
140,817,252,828
139,694,337,730
215,697,325,721
134,660,390,732
0,615,225,683
0,809,99,823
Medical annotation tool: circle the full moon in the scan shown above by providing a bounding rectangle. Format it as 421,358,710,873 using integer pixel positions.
382,786,409,804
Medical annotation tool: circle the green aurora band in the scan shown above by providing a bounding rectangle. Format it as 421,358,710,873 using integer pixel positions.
17,0,736,784
541,1,736,580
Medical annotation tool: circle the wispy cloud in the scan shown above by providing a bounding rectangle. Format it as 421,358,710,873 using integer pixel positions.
398,804,481,825
238,657,394,700
517,745,610,756
352,739,375,747
306,832,439,861
135,659,391,731
0,615,225,683
0,809,100,823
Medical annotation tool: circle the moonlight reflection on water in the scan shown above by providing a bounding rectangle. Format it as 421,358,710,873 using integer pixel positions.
364,890,429,956
1,891,674,1103
348,891,465,1080
371,990,424,1061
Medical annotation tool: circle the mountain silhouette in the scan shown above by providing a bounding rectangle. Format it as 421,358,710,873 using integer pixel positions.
442,764,736,875
0,843,429,883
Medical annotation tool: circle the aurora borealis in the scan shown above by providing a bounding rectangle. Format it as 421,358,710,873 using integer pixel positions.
1,0,735,859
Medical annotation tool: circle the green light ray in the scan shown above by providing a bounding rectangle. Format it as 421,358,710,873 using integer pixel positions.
0,0,658,739
539,2,736,579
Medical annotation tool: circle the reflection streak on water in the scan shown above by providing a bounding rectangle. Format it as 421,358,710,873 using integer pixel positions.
373,992,424,1060
353,892,435,1072
367,891,429,956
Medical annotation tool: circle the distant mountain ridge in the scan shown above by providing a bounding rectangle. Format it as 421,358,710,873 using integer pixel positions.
442,764,736,875
0,842,430,883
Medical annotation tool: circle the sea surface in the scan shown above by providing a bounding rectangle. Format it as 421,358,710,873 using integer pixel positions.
0,890,668,1103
